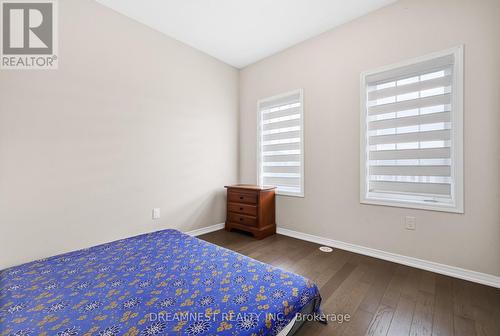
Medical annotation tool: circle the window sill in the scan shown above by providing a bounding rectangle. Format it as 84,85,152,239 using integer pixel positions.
360,197,463,213
276,191,304,198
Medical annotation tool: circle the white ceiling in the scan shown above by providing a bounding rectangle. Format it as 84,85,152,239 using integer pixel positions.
96,0,396,68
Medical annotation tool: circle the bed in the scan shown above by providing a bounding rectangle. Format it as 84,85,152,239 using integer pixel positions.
1,229,322,336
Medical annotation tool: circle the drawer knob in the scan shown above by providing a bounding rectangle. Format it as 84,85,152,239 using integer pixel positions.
239,207,243,211
239,218,243,221
239,196,243,200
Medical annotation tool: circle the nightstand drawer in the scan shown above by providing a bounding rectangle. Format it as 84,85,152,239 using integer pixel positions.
228,203,257,216
228,212,257,227
228,191,257,205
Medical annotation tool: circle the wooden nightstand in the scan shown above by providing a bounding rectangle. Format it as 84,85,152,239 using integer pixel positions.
224,184,276,239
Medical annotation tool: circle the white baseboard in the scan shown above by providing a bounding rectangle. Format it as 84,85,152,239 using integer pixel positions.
185,223,225,237
277,227,500,289
184,223,500,288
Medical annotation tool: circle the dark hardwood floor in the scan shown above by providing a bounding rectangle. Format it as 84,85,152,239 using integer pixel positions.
199,230,500,336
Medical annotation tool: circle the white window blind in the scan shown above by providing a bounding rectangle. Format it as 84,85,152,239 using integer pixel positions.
360,47,463,212
257,89,304,197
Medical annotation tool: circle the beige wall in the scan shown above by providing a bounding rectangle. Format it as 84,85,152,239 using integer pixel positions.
0,0,238,269
239,0,500,276
1,0,499,278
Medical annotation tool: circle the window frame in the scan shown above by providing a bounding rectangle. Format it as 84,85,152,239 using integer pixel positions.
360,46,464,213
257,89,305,197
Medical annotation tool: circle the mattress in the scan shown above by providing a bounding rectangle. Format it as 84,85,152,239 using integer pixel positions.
0,229,321,336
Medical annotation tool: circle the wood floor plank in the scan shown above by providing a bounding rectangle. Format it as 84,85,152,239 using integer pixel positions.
469,283,500,336
365,304,395,336
453,315,476,336
400,267,421,301
432,275,454,336
342,308,374,336
419,271,436,295
270,237,318,271
311,250,352,285
198,230,500,336
318,262,356,300
410,290,434,336
453,279,476,318
472,305,498,336
358,262,397,314
387,295,416,336
314,251,353,289
284,248,324,278
319,265,371,335
380,265,410,309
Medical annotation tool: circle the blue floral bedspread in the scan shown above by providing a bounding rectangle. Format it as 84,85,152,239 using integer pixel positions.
1,229,321,336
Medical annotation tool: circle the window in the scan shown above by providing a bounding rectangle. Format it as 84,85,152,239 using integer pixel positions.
257,89,304,197
360,46,463,212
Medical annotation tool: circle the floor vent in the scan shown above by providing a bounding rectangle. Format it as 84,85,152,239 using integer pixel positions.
319,246,333,253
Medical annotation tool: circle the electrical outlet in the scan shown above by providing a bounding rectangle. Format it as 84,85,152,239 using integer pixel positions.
152,208,160,220
405,216,416,230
